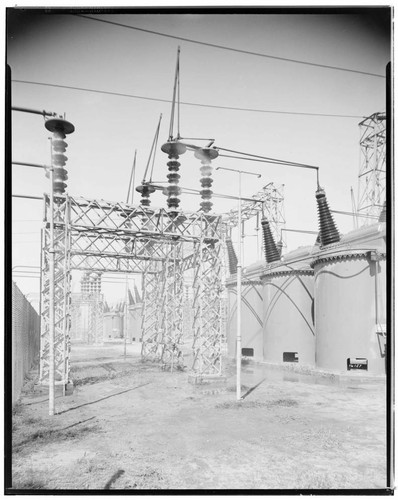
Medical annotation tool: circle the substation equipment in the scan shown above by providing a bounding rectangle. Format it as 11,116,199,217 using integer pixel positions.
357,112,386,223
39,117,286,388
70,272,104,344
225,113,387,375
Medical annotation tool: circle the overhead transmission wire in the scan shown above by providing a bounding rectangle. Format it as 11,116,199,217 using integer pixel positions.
74,14,384,79
11,80,365,119
215,145,319,174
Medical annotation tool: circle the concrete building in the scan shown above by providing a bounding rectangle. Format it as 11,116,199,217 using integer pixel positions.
262,246,315,366
225,190,386,376
226,261,264,362
313,221,386,375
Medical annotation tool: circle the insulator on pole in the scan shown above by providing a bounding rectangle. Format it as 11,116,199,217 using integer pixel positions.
261,217,280,263
378,200,386,222
161,141,187,216
194,147,218,213
276,239,283,257
226,237,238,275
315,187,340,246
136,182,156,207
45,118,75,196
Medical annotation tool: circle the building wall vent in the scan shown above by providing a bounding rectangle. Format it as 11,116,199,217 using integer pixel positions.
242,348,254,357
283,352,299,363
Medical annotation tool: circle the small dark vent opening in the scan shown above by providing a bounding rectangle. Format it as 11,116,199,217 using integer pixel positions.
242,348,254,357
283,352,299,363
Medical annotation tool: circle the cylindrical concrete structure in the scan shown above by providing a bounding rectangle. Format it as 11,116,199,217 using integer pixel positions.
262,246,315,366
313,222,386,375
226,261,265,362
103,312,124,342
127,303,143,342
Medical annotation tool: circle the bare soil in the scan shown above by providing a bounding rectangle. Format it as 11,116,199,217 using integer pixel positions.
11,343,387,491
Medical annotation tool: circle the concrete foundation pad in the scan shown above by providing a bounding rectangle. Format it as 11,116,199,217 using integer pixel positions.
256,360,386,383
65,381,74,396
188,373,228,386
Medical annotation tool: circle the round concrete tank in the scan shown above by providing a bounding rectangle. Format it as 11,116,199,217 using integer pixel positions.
226,261,265,362
262,246,315,366
313,223,386,375
127,304,143,342
103,312,124,341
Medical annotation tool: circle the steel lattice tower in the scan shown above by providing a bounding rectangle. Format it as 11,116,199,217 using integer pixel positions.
40,196,225,385
357,112,386,223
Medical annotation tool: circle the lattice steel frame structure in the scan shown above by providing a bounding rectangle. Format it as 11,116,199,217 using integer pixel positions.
40,194,225,385
70,293,104,344
40,181,285,385
357,112,386,222
192,218,224,379
223,182,286,241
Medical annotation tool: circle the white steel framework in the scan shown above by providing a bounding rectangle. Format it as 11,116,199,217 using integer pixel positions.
223,182,286,242
40,194,225,385
70,293,104,344
40,183,284,385
357,112,386,222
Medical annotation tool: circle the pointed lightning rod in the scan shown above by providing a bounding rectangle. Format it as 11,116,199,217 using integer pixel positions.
169,46,181,141
135,114,163,207
126,149,137,204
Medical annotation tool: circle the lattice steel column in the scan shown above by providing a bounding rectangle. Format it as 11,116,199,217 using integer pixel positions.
191,214,223,380
160,241,185,371
357,112,386,223
219,224,229,344
141,259,164,361
40,195,71,386
93,296,104,344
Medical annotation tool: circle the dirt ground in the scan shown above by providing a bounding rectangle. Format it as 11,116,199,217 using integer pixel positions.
10,342,388,491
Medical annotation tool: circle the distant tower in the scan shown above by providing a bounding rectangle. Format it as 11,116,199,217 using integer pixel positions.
357,112,386,224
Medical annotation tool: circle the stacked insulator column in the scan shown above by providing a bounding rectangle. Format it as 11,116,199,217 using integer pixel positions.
161,141,187,216
226,237,238,275
261,217,280,263
45,118,75,195
136,183,156,207
276,240,283,257
315,187,340,246
194,147,218,213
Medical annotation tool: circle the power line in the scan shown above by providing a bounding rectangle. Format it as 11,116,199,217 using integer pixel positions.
216,147,319,170
75,14,385,79
12,80,365,119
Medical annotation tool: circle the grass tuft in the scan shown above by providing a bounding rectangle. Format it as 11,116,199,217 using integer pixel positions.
14,423,100,453
11,475,47,490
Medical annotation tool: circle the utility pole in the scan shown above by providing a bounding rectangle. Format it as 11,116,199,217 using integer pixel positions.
48,142,56,415
216,166,261,401
44,116,75,416
124,274,128,360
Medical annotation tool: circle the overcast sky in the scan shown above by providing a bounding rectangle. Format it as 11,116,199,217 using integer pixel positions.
8,8,391,305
